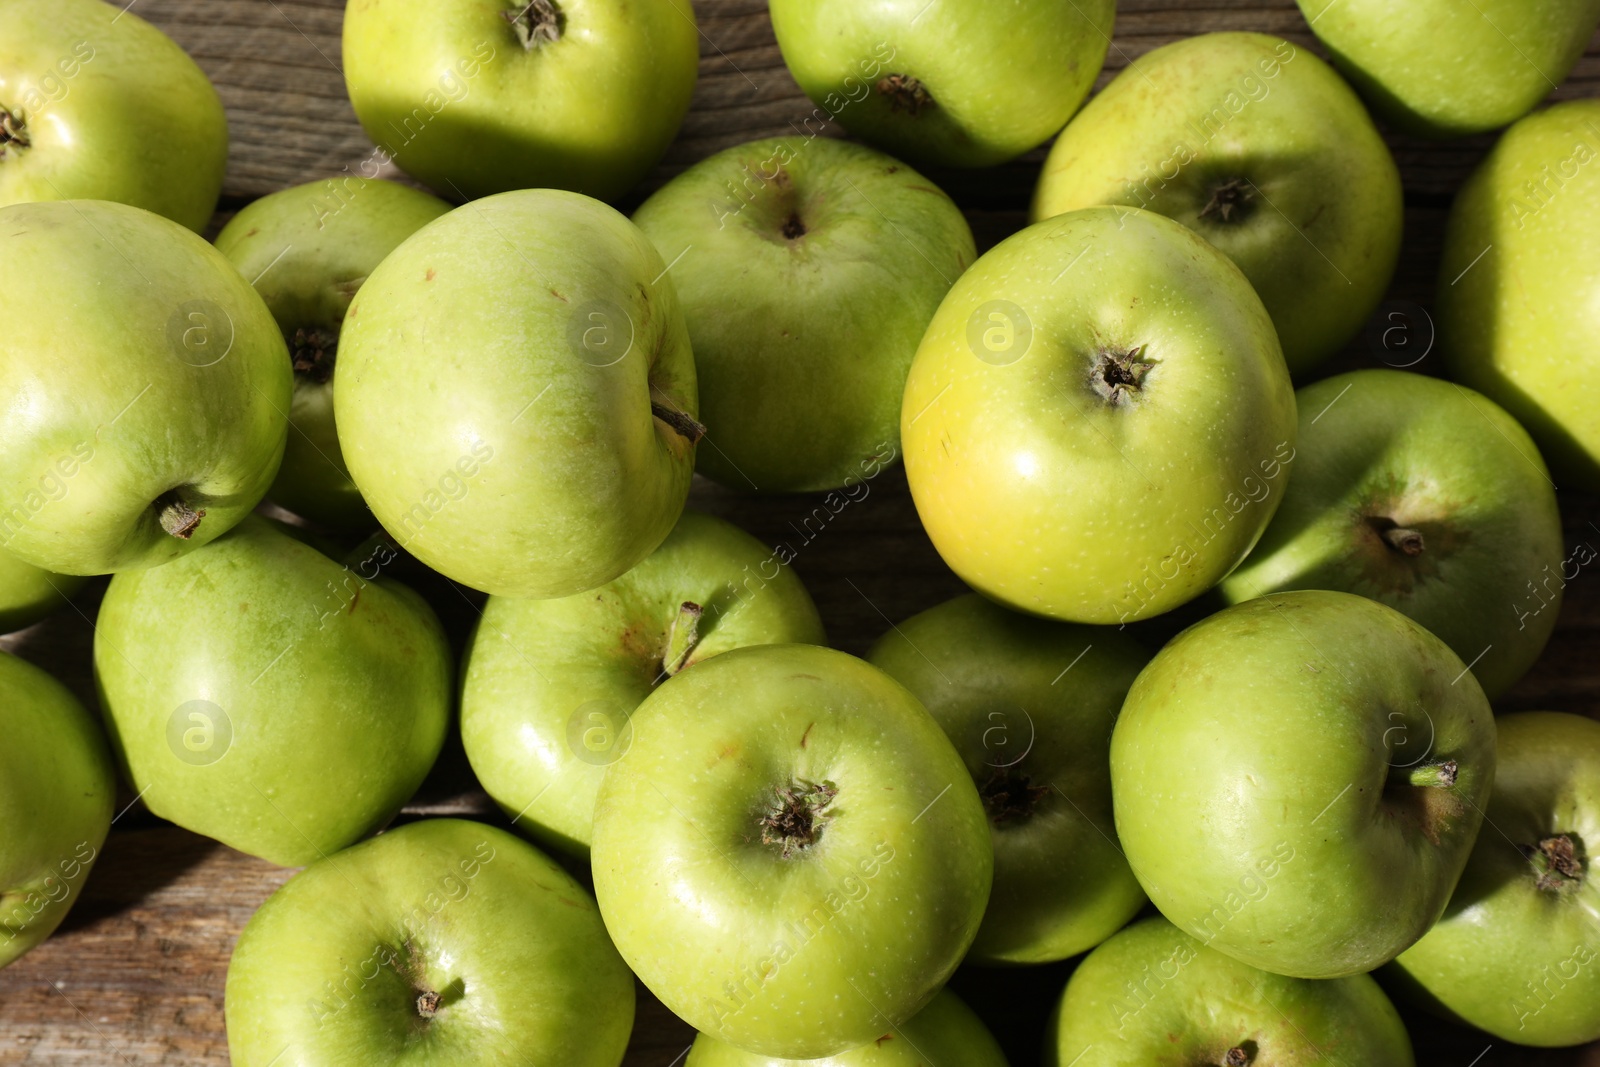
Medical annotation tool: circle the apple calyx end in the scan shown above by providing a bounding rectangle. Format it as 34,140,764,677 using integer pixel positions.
978,767,1049,826
1198,178,1254,224
662,601,703,677
0,105,28,158
156,494,206,541
504,0,561,49
760,780,838,858
1091,346,1154,405
650,400,707,445
877,74,935,117
1526,834,1586,892
290,326,338,383
781,213,808,241
415,989,441,1020
1223,1046,1254,1067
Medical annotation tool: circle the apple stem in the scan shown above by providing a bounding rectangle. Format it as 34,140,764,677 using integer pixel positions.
1405,760,1458,788
0,105,28,156
415,989,441,1019
290,326,338,383
876,74,935,116
157,494,206,540
1381,526,1426,557
662,601,703,676
504,0,561,49
1526,833,1585,892
760,780,838,858
650,401,707,445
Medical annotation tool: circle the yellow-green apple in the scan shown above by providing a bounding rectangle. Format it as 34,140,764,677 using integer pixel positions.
225,819,634,1067
1032,33,1402,377
1113,590,1495,979
901,206,1296,625
342,0,698,202
0,0,227,231
1440,100,1600,491
93,517,450,867
591,644,992,1059
334,189,699,599
768,0,1112,169
1047,917,1416,1066
1221,369,1565,700
633,136,974,491
868,593,1148,964
1389,711,1600,1046
0,651,113,968
1297,0,1600,137
461,509,826,857
0,200,290,575
216,178,451,529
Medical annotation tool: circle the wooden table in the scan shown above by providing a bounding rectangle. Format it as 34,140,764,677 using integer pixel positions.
3,1,1599,1064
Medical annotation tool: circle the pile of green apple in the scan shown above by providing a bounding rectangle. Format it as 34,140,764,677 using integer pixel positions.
2,0,1599,1064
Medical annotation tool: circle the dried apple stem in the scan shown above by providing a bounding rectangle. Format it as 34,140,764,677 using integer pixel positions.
157,494,206,540
651,401,707,444
1381,526,1426,556
1405,760,1458,788
662,601,703,676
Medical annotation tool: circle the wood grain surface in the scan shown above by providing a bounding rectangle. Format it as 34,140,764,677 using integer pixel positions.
3,1,1600,1064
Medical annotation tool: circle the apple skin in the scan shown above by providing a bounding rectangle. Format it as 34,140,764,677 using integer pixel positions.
0,0,228,232
225,818,634,1067
686,988,1008,1067
93,516,450,868
1112,590,1495,979
0,550,84,634
1297,0,1600,138
1439,100,1600,492
334,188,699,600
0,651,114,969
1221,369,1565,701
633,136,974,492
591,644,992,1059
1032,33,1402,378
867,593,1149,965
461,509,827,857
216,178,452,530
1388,711,1600,1047
902,206,1296,625
341,0,698,203
1047,916,1416,1066
768,0,1112,170
0,200,290,575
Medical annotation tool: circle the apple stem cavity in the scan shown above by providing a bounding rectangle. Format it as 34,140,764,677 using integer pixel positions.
156,493,206,541
978,768,1050,825
1092,346,1155,405
290,326,338,383
415,989,441,1019
877,74,935,116
662,601,703,676
1199,178,1254,223
1379,524,1426,557
504,0,562,49
1526,833,1586,892
1404,760,1459,789
0,105,28,157
650,400,707,445
759,780,838,858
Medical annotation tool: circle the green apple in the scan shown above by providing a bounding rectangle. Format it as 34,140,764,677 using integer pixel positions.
1297,0,1600,138
1047,916,1416,1066
1389,711,1600,1047
0,549,84,634
462,509,826,857
94,516,450,867
335,188,699,599
901,206,1296,625
867,593,1148,965
216,178,452,530
687,988,1008,1067
0,651,113,969
591,643,992,1059
225,818,634,1066
768,0,1112,169
0,0,227,231
1032,33,1402,378
1113,590,1496,979
0,199,291,575
1221,369,1565,700
342,0,698,203
633,136,974,491
1440,100,1600,491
